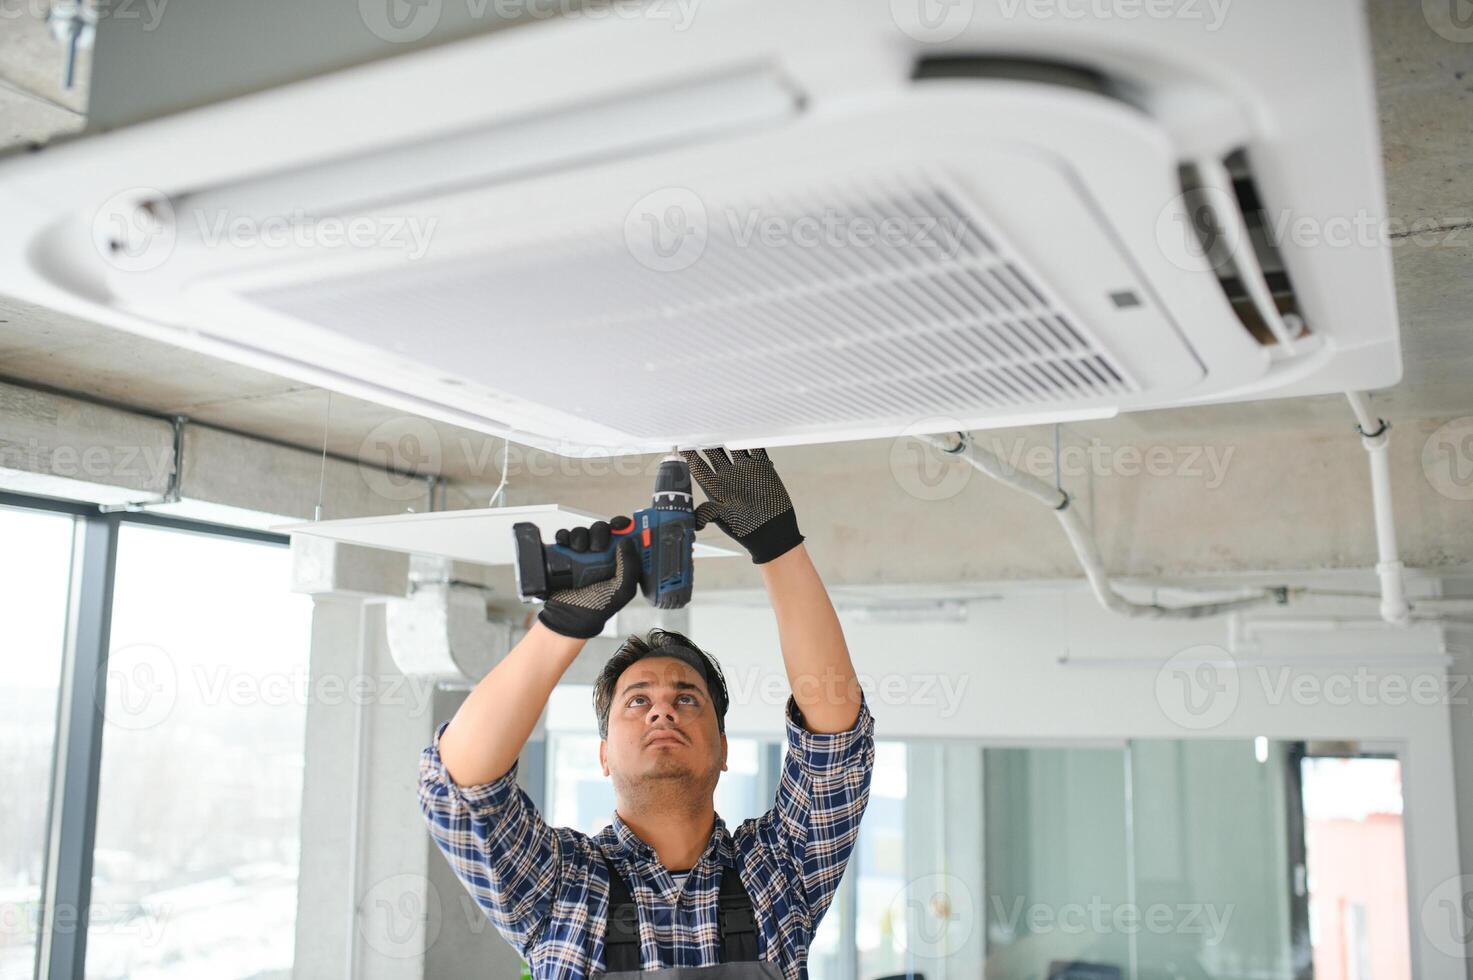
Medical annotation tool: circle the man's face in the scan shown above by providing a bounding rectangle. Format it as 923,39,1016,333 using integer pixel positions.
600,656,727,798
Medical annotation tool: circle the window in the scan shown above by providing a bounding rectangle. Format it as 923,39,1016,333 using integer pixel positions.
1301,756,1409,980
0,507,75,980
84,523,312,980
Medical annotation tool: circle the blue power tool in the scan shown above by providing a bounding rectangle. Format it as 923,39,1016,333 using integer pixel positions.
511,454,697,610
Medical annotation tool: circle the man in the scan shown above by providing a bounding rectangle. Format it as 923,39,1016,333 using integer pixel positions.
417,448,875,979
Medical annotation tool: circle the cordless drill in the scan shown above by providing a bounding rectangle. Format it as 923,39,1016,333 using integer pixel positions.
512,454,696,610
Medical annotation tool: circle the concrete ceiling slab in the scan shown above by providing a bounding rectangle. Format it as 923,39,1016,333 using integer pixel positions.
0,2,89,150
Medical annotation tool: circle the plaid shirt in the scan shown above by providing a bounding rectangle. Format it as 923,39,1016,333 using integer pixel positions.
417,693,875,980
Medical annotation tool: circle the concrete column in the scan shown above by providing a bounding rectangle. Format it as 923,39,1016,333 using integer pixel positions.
291,538,529,979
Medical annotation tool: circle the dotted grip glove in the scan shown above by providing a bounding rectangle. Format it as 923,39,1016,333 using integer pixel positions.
680,448,804,565
537,517,642,640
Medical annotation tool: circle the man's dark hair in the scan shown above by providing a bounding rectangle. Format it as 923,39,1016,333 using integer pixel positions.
593,629,729,739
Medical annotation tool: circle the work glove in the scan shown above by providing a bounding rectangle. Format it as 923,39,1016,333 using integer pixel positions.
537,517,642,640
680,447,804,565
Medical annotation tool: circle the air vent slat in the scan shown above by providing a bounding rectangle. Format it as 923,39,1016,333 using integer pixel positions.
249,174,1137,439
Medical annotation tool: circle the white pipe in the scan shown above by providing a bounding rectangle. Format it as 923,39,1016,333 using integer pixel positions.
923,432,1279,620
1345,392,1412,626
1346,390,1378,434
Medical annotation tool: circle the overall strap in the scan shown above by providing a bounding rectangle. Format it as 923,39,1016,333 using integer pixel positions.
716,863,761,962
599,856,763,967
601,856,642,972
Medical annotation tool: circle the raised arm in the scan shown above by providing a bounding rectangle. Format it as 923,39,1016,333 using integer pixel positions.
436,523,641,785
760,543,861,733
681,447,861,732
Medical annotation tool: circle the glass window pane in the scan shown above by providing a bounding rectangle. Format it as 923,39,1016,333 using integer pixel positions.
856,742,908,979
1131,740,1296,980
0,507,74,979
85,524,311,980
984,746,1131,979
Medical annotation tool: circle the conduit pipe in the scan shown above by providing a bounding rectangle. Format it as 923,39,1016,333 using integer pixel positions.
922,432,1280,620
1345,392,1412,626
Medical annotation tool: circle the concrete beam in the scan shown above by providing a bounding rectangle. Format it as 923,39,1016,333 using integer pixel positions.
0,379,173,499
0,379,433,525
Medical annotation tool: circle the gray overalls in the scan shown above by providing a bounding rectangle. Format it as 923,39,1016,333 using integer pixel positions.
597,856,784,979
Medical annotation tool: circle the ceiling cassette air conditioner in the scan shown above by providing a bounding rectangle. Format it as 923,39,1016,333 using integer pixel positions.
0,0,1398,456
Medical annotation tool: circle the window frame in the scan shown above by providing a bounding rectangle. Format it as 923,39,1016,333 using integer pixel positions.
0,491,289,980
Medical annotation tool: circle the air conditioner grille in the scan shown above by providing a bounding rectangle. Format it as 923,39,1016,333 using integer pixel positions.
247,177,1138,439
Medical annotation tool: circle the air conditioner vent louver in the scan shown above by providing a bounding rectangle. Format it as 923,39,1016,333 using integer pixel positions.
246,177,1138,441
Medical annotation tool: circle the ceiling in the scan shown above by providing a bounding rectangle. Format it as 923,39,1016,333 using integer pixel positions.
0,2,1469,498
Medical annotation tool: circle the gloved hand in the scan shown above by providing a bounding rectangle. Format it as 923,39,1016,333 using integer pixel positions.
680,447,804,564
537,517,642,639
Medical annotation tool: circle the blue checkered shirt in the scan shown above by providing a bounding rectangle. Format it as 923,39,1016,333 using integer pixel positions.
417,693,875,980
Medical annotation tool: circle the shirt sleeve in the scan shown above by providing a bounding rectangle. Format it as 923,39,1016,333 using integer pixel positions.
416,720,561,955
751,692,876,929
